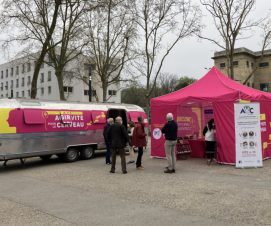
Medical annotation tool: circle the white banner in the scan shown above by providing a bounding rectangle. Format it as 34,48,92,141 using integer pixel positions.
234,103,263,168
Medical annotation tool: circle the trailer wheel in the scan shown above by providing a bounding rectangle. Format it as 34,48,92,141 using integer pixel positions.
64,148,79,162
40,155,52,161
80,146,95,160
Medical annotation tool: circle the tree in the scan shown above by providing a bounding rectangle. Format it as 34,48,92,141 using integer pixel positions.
83,0,136,102
175,76,196,90
121,86,147,107
122,75,197,107
0,0,62,98
157,73,179,95
200,0,257,79
47,0,89,100
133,0,201,106
243,18,271,84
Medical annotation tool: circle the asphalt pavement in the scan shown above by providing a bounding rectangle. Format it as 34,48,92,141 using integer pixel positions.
0,149,270,226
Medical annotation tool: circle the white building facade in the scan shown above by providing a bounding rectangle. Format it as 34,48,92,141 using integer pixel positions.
0,56,121,103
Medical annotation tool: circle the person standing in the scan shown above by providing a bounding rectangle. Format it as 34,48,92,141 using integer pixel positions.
107,116,129,174
127,121,135,164
103,118,114,165
132,116,147,170
162,113,178,173
203,118,216,164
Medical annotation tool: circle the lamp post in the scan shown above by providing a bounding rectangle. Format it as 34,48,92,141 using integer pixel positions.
88,65,92,102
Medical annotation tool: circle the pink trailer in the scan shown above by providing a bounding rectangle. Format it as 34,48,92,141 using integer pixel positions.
0,99,147,165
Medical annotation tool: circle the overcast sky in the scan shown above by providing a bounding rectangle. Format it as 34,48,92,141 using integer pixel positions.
0,0,269,80
162,0,270,79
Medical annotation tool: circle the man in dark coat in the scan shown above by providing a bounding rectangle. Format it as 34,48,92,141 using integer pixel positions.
103,118,114,165
162,113,178,173
132,116,147,169
107,116,129,174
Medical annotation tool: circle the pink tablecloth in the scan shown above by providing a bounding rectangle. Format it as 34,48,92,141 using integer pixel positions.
189,140,205,158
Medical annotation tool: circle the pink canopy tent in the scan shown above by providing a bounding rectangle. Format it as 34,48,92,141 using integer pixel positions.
150,67,271,164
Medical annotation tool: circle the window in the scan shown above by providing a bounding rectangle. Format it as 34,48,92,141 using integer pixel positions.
11,68,13,76
40,73,44,83
10,80,13,88
22,91,24,97
16,66,19,75
40,63,44,69
108,90,117,96
247,82,250,87
23,109,45,124
252,83,255,88
28,90,30,97
251,62,254,68
5,81,8,90
16,92,19,98
84,90,89,96
21,77,25,87
233,61,239,66
1,71,3,79
259,62,269,68
84,89,96,96
16,79,19,88
27,76,31,85
22,64,25,73
0,83,3,91
6,69,8,78
246,61,249,68
260,83,269,92
41,87,44,95
48,71,51,81
27,62,31,72
220,63,225,68
48,86,51,94
64,86,73,93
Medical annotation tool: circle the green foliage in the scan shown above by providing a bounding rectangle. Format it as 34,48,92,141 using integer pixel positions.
175,76,197,90
121,86,147,107
122,76,197,107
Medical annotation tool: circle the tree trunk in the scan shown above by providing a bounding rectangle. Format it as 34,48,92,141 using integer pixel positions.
30,0,61,99
55,68,66,101
229,56,234,80
102,84,107,102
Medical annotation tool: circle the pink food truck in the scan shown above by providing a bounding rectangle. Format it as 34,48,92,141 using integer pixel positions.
0,99,147,165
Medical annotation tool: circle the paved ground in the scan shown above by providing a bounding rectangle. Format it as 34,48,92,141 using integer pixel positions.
0,149,271,226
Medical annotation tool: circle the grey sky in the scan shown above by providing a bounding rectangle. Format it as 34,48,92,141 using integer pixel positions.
0,0,269,80
162,0,270,79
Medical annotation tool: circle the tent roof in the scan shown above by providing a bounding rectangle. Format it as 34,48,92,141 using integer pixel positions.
151,67,271,106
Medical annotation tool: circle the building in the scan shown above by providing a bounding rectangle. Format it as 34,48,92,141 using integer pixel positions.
213,47,271,92
0,55,121,103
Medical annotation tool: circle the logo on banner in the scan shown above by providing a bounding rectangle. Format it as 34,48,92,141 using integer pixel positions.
153,128,162,140
240,105,254,115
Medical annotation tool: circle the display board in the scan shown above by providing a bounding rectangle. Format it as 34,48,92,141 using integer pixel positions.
234,103,263,168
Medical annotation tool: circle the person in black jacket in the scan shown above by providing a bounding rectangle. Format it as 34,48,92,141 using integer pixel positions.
107,116,129,174
103,118,114,165
161,113,178,173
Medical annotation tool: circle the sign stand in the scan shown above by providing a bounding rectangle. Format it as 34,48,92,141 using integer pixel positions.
234,103,263,168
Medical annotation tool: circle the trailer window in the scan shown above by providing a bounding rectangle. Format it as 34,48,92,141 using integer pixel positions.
23,109,45,124
91,111,107,124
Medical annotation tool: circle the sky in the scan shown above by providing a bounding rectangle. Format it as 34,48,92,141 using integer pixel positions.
0,0,270,80
161,0,270,79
